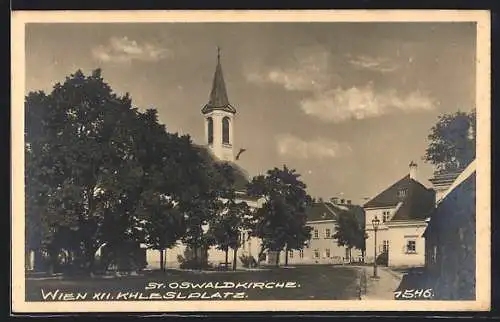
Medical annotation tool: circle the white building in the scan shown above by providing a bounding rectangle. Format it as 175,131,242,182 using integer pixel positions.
364,162,435,268
271,199,364,266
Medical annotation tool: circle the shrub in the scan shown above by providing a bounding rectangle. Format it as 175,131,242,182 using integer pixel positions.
376,251,388,266
239,254,257,268
177,255,213,270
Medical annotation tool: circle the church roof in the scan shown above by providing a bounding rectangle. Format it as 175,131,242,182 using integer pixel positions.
194,145,249,193
201,49,237,115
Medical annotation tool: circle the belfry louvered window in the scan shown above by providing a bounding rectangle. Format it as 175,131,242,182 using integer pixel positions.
222,117,230,144
207,117,214,144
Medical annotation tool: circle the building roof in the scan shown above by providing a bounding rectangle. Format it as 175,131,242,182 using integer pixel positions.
437,160,476,204
306,202,338,221
306,201,365,225
423,161,476,238
364,174,436,222
201,49,237,115
194,145,249,193
428,171,462,189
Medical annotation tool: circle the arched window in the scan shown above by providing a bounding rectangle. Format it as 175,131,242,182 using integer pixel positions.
222,116,230,144
207,117,213,144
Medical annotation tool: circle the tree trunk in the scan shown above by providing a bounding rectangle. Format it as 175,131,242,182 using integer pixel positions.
225,248,229,268
285,246,289,267
47,244,59,275
257,246,264,268
34,248,43,272
48,250,57,275
349,248,352,264
87,248,97,276
232,247,238,271
159,249,164,271
25,248,32,271
275,251,280,267
193,245,198,267
163,249,167,271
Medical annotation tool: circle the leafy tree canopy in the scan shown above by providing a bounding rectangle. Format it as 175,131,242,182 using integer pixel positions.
424,109,476,174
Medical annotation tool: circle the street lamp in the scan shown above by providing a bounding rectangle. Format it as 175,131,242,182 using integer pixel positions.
372,215,380,279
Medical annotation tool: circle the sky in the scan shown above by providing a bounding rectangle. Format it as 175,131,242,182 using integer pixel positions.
25,22,477,205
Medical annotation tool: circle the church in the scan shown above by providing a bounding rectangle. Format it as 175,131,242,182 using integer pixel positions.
143,49,365,270
143,49,266,269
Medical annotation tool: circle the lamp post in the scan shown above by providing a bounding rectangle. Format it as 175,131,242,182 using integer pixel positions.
372,215,380,279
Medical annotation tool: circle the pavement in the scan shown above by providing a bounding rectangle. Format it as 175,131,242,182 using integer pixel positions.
357,266,404,300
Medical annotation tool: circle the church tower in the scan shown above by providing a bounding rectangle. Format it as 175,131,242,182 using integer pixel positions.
201,47,237,162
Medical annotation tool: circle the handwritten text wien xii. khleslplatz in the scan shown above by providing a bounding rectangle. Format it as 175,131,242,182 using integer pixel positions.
39,281,301,301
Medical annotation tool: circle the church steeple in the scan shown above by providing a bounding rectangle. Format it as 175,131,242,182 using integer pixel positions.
201,47,237,162
202,47,237,114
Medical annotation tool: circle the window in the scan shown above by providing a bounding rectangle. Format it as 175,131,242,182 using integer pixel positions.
398,188,408,198
313,229,319,239
299,249,304,258
325,228,331,238
222,117,230,144
325,248,331,258
382,211,390,222
314,249,320,258
406,240,416,253
383,240,389,253
288,250,293,258
207,117,213,144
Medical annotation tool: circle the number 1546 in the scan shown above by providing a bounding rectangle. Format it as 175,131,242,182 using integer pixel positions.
394,288,434,299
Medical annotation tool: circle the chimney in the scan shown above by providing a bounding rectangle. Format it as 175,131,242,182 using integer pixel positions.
330,197,339,204
409,161,418,180
347,200,352,205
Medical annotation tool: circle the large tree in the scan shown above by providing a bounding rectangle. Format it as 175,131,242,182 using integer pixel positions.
209,199,250,270
247,165,312,267
26,69,144,273
178,154,237,268
129,109,197,272
138,191,185,271
25,69,197,274
332,210,366,263
424,109,476,173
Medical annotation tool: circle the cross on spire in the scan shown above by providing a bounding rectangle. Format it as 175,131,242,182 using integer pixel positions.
201,45,236,114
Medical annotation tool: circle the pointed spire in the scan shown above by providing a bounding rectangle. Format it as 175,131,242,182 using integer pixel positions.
202,46,236,114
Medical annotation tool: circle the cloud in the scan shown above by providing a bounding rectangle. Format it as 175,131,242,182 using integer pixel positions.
245,48,332,92
92,36,173,63
246,46,435,123
347,54,399,73
276,134,352,159
300,83,436,123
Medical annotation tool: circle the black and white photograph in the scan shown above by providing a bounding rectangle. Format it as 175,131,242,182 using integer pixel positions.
11,10,491,312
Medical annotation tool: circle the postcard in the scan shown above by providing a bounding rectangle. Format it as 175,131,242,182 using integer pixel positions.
11,10,491,313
